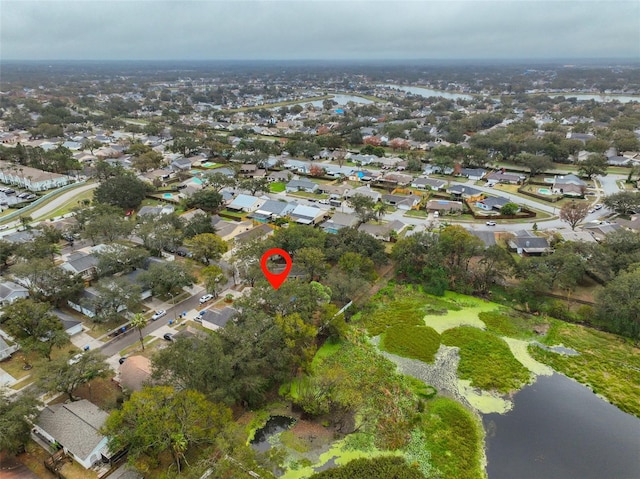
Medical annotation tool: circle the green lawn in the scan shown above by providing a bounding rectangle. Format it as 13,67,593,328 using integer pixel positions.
403,209,429,218
270,181,286,192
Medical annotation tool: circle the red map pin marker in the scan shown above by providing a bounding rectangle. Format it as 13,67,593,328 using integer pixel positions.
261,248,292,290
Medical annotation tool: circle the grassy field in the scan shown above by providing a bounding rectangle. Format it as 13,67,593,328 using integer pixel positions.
441,326,531,393
529,319,640,417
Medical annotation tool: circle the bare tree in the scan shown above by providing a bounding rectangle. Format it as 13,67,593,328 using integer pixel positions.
559,201,589,230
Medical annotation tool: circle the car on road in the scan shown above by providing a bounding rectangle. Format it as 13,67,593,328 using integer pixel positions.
588,208,595,214
486,221,497,226
151,310,166,321
163,333,174,341
594,204,603,210
199,294,214,304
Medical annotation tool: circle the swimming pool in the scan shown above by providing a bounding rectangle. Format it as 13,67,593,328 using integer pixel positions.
538,188,552,195
163,193,174,199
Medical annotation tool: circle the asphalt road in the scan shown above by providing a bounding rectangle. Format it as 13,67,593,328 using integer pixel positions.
99,286,204,357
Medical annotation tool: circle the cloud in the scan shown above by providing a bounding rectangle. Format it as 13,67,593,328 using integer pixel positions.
1,1,638,60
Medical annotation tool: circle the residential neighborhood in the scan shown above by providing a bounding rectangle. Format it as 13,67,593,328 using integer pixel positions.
0,58,639,479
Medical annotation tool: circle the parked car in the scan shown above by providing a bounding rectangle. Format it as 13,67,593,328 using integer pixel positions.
163,333,174,341
118,356,127,365
199,294,214,304
594,204,603,210
151,310,166,321
68,353,83,365
486,221,497,226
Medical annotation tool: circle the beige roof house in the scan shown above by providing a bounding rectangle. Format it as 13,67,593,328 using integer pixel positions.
118,355,152,392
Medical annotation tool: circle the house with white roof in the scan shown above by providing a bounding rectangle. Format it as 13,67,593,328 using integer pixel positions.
289,204,326,225
227,194,265,213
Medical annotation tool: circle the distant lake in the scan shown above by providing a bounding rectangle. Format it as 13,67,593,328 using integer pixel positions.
381,84,474,101
483,373,640,479
305,94,375,107
546,93,640,103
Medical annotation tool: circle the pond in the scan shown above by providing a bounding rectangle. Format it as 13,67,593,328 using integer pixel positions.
483,373,640,479
380,84,474,101
250,415,296,453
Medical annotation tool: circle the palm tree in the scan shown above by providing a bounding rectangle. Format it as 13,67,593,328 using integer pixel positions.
130,313,147,351
374,202,390,223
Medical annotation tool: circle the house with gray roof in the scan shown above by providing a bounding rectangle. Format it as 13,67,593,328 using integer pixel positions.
248,200,295,223
486,171,524,185
476,196,514,212
137,204,175,217
346,185,382,202
60,252,99,281
201,306,238,331
459,168,487,181
447,184,484,199
507,231,550,255
381,194,420,210
285,179,318,193
551,174,587,197
411,177,447,191
34,400,110,469
170,157,193,171
0,280,29,305
320,212,359,234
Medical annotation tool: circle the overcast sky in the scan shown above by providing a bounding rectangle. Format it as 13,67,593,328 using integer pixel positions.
1,1,639,61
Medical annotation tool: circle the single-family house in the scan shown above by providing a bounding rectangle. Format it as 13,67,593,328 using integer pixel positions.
411,177,447,191
381,194,420,210
607,155,633,167
118,355,152,392
426,199,464,214
268,170,293,182
346,185,382,202
0,280,29,305
248,199,296,223
60,252,99,281
34,400,111,469
215,219,255,242
0,335,19,361
378,172,413,188
233,224,274,244
170,157,193,171
239,164,258,177
584,222,623,242
227,194,265,213
52,310,84,336
285,179,318,193
290,204,326,225
459,168,487,181
486,171,523,185
67,287,102,318
358,220,407,241
469,230,497,248
318,183,351,198
507,231,551,255
201,306,238,331
447,184,484,199
320,212,359,234
475,196,514,212
551,174,587,197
